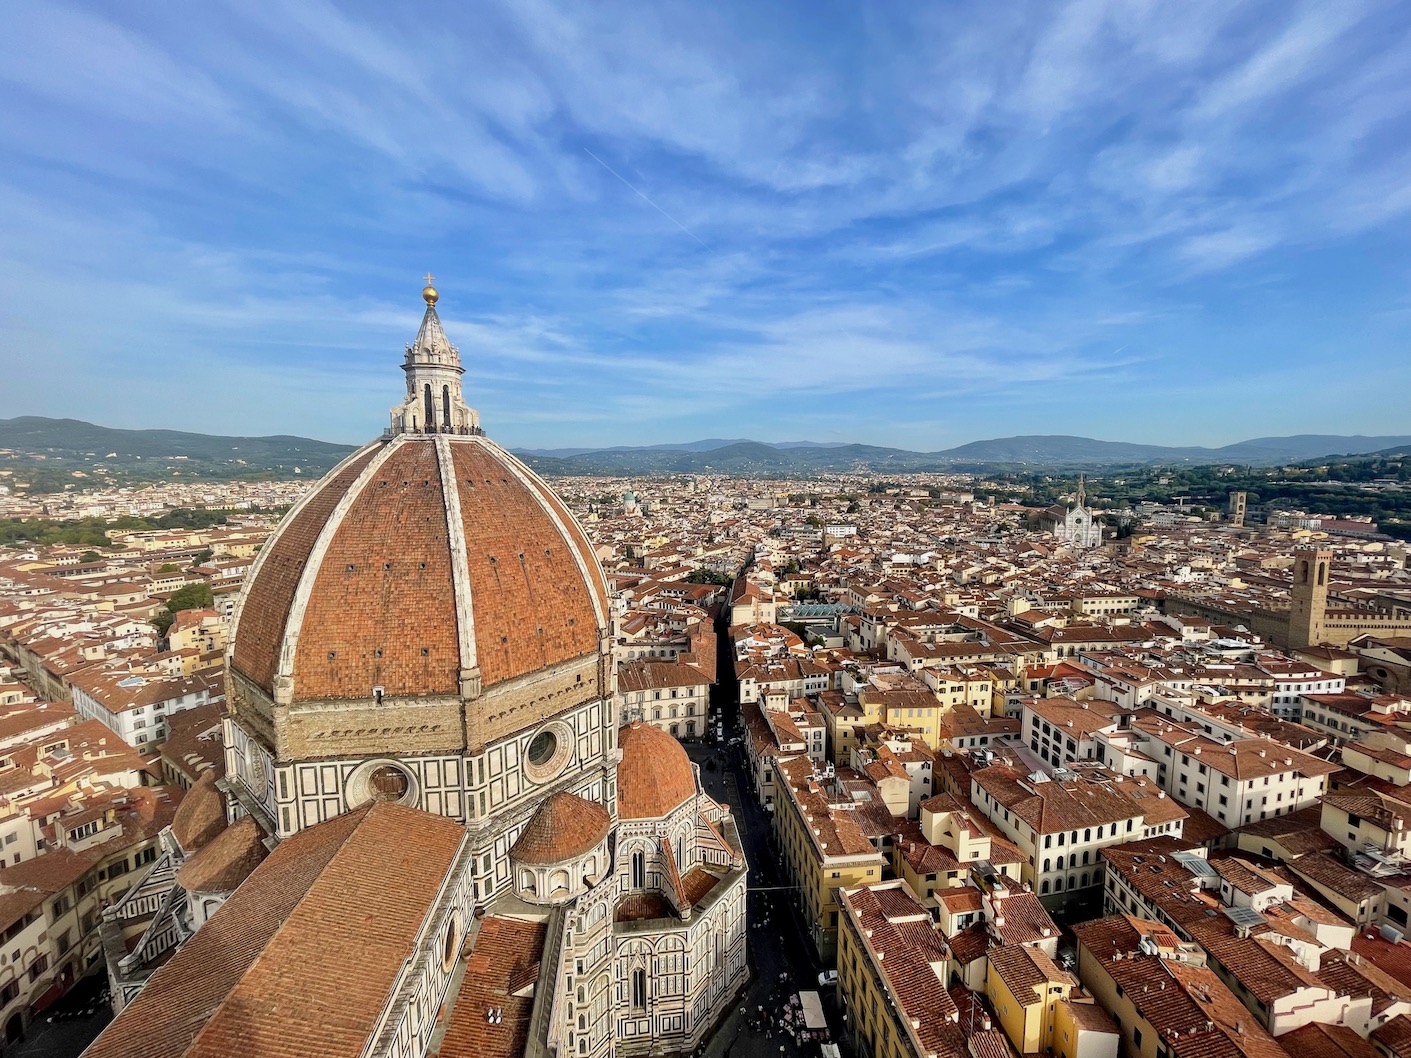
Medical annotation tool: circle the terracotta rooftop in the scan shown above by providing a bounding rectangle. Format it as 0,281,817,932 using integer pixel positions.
84,801,465,1058
176,816,268,894
231,434,609,706
840,883,959,1058
617,721,697,819
170,770,227,853
436,916,547,1058
510,791,610,865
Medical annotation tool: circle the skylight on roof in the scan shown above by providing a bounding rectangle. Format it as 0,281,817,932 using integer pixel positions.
1222,905,1264,928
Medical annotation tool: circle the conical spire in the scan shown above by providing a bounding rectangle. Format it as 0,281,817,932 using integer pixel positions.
389,279,481,436
412,278,456,362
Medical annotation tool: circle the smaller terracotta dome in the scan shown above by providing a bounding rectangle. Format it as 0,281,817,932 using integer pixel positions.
171,771,227,853
177,816,268,894
511,792,611,866
617,722,697,820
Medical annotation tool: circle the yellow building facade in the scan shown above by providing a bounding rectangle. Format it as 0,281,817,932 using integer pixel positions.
774,757,886,961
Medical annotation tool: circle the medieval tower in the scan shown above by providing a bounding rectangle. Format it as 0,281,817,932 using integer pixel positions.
1228,491,1247,528
1288,547,1331,649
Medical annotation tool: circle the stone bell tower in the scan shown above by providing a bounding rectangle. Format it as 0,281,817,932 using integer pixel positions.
1288,547,1331,649
390,276,481,435
1228,491,1247,528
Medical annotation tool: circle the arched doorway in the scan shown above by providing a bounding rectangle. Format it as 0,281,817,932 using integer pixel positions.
423,383,435,430
442,386,451,429
5,1013,23,1044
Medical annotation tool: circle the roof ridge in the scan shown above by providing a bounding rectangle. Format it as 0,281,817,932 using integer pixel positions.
180,804,376,1057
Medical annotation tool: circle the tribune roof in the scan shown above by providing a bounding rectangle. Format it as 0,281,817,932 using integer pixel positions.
84,801,465,1058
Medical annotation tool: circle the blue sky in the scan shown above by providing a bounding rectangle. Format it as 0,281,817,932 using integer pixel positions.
1,1,1409,450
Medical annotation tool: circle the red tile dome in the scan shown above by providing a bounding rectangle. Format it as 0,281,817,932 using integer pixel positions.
229,434,610,714
177,816,268,894
617,721,697,820
171,771,227,853
510,791,611,865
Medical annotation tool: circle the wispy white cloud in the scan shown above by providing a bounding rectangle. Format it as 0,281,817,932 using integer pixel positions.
0,0,1408,449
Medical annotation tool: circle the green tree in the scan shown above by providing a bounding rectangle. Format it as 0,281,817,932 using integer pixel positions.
686,569,735,586
154,582,215,635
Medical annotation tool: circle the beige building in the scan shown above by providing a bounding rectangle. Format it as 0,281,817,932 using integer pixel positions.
971,763,1185,906
0,786,177,1044
836,880,973,1058
1074,915,1289,1058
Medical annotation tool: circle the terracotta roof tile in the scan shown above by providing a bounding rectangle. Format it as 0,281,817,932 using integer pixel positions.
176,816,268,894
233,445,379,690
85,802,464,1058
437,917,547,1058
617,721,696,819
233,435,606,705
170,770,226,852
509,791,609,865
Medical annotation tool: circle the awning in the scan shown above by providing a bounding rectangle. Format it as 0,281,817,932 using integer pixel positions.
798,990,826,1030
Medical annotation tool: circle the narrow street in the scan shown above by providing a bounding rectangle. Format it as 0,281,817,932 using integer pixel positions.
681,602,850,1058
9,971,111,1058
689,738,845,1058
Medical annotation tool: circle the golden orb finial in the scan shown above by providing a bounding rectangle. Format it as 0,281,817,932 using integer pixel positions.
422,272,438,306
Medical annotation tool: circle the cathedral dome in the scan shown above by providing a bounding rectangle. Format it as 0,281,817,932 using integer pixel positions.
226,288,612,758
510,791,611,866
617,721,697,820
171,771,227,853
231,435,608,701
177,816,268,894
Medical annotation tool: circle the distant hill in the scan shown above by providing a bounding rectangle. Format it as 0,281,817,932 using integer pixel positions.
1218,435,1411,463
0,416,355,487
5,418,1409,488
936,433,1411,465
517,438,849,458
517,438,758,458
514,432,1411,475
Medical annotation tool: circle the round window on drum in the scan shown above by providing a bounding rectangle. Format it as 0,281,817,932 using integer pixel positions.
368,765,409,801
527,730,557,767
441,915,460,971
523,722,574,784
348,758,418,808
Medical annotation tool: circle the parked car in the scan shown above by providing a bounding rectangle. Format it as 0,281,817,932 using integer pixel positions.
817,970,838,987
